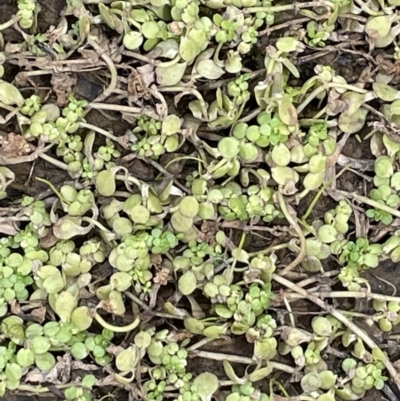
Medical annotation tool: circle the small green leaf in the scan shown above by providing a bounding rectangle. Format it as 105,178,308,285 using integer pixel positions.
178,271,197,295
71,306,93,331
96,170,116,196
279,95,297,126
365,15,392,39
54,291,77,323
373,82,400,102
35,352,56,371
123,31,143,50
5,363,22,383
197,59,225,79
218,137,240,159
30,336,51,355
156,62,187,86
193,372,219,401
130,205,150,224
179,196,199,218
16,349,35,367
116,346,138,372
248,365,273,382
0,80,24,106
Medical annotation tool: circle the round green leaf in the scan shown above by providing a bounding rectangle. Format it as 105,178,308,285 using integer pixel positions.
178,271,197,295
0,80,24,106
35,352,56,371
130,205,150,224
16,349,35,367
71,342,89,360
95,170,116,196
71,306,93,331
116,346,138,372
218,137,240,159
30,336,51,355
197,60,224,79
193,372,219,401
179,196,199,218
171,210,193,232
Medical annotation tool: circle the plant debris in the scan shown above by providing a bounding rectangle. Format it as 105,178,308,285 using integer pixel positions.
2,1,400,401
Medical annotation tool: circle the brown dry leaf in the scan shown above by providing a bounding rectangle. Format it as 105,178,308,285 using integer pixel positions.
26,353,72,384
79,287,94,299
98,374,123,387
0,140,48,165
137,64,155,88
79,49,100,65
0,222,18,235
106,344,125,356
51,73,78,106
40,231,59,248
71,361,101,371
151,253,162,268
326,91,346,116
0,132,32,158
31,305,47,323
10,300,21,315
153,267,170,286
128,68,152,103
25,368,49,383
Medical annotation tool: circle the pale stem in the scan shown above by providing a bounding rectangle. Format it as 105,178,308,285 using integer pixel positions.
277,193,306,276
244,1,334,14
226,232,246,284
353,0,385,15
294,270,340,289
94,312,140,333
115,174,142,189
187,337,216,351
0,16,19,31
238,107,261,123
79,122,121,143
283,296,296,327
297,82,368,114
285,290,400,304
88,39,118,100
125,291,184,320
272,273,400,388
85,103,160,120
38,153,69,170
16,383,76,394
336,190,400,219
82,217,113,234
190,350,295,374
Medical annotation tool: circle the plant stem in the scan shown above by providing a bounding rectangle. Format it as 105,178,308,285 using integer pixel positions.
38,153,69,170
297,82,367,114
294,270,339,289
115,174,142,189
94,312,140,333
187,337,215,351
277,193,306,276
0,16,19,31
226,232,246,284
85,103,160,120
335,190,400,219
16,383,75,394
244,1,334,14
79,122,122,145
248,243,289,257
190,350,295,374
88,39,118,101
285,290,400,303
272,273,400,389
